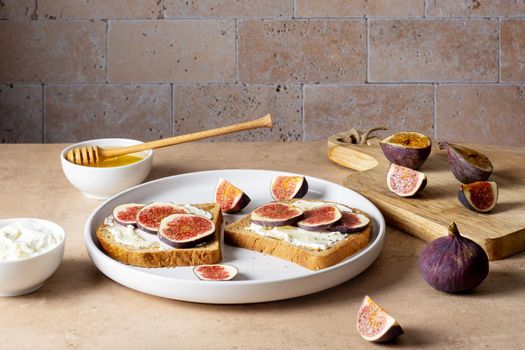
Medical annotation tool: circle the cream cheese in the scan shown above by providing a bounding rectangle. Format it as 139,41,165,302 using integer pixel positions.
247,223,347,251
291,200,353,213
0,220,63,261
104,204,212,249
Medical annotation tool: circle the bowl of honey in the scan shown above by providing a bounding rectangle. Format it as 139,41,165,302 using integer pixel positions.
61,138,153,200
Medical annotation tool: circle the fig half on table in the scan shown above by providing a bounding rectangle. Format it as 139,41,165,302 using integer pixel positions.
357,295,404,343
439,142,493,184
386,163,427,197
458,181,498,213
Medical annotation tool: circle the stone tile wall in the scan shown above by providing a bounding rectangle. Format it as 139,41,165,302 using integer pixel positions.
0,1,524,146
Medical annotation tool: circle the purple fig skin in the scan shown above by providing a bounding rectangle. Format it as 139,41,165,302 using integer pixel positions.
418,222,489,293
439,142,493,184
270,176,309,201
214,178,251,213
380,132,432,169
158,231,214,248
371,325,404,343
329,213,370,233
223,192,251,213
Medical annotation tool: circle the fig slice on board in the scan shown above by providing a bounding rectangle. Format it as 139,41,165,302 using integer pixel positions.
112,203,144,226
458,181,498,213
193,264,238,281
297,205,342,231
357,295,404,343
380,131,432,169
251,202,304,227
136,202,190,234
439,142,493,184
214,177,251,213
270,175,309,201
329,212,370,233
158,214,215,248
386,163,427,197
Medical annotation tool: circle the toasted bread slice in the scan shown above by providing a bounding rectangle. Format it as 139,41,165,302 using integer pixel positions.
96,203,222,268
224,200,372,270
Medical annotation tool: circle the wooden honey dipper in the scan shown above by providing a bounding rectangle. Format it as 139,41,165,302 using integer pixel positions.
66,114,272,166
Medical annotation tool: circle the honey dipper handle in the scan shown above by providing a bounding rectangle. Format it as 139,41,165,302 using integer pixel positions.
100,114,273,158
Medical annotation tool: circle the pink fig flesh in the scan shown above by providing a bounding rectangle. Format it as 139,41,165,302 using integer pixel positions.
251,202,304,227
112,203,144,226
357,295,404,343
193,264,238,281
136,202,190,234
158,214,215,248
297,205,342,231
270,175,309,201
214,178,251,213
329,212,370,233
458,181,498,213
386,163,427,197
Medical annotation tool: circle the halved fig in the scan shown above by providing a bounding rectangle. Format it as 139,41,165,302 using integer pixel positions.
112,203,144,226
193,264,238,281
158,214,215,248
329,212,370,233
270,175,309,201
386,163,427,197
458,181,498,213
251,202,304,227
380,132,432,169
136,202,190,234
357,295,404,343
439,142,493,184
297,205,342,231
214,178,251,213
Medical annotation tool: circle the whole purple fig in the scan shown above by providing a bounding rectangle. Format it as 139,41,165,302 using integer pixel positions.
418,222,489,293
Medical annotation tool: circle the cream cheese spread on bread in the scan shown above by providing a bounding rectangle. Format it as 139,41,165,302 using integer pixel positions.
104,204,212,249
247,223,347,251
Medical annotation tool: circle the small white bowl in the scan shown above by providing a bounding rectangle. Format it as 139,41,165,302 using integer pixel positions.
61,138,153,200
0,218,65,297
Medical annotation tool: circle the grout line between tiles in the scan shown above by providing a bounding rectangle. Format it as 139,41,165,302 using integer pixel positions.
171,83,175,137
301,84,305,141
365,18,369,83
41,83,45,143
105,20,109,83
433,83,437,140
423,0,427,18
292,0,296,19
497,17,501,83
235,19,239,83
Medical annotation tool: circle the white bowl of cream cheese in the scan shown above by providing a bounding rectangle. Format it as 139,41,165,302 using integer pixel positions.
0,218,65,297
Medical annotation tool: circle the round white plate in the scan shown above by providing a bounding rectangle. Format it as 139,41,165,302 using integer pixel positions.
84,169,385,304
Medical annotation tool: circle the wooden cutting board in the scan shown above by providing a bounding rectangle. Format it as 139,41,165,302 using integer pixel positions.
328,131,525,260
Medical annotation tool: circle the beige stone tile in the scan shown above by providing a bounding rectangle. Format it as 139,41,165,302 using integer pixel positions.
369,19,498,82
426,0,525,17
37,0,162,19
108,20,235,83
173,84,302,141
303,84,434,141
0,0,34,19
0,85,42,143
165,0,293,18
501,20,525,82
238,20,365,83
295,0,423,17
436,84,525,147
0,21,105,83
44,84,171,143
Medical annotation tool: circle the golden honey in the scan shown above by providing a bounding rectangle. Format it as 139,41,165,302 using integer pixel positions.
88,154,143,168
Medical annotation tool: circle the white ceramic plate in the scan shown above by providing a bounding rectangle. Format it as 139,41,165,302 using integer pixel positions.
84,169,385,304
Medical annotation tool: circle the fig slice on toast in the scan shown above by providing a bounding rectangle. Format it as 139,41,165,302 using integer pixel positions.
214,177,251,213
357,295,404,343
158,214,215,248
193,264,238,281
251,202,304,227
297,205,342,231
112,203,144,226
270,175,309,201
136,202,190,234
329,212,370,233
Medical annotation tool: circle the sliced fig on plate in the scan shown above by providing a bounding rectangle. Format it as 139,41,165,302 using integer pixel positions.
158,214,215,248
193,264,238,281
439,142,493,183
386,163,427,197
270,175,309,201
214,177,251,213
380,132,432,169
458,181,498,213
297,205,342,231
357,295,404,343
329,212,370,233
136,202,190,234
112,203,144,226
251,202,304,227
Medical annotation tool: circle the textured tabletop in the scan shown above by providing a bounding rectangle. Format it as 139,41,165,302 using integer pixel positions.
0,142,523,349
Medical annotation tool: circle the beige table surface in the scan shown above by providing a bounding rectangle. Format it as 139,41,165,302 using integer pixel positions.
0,142,524,350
